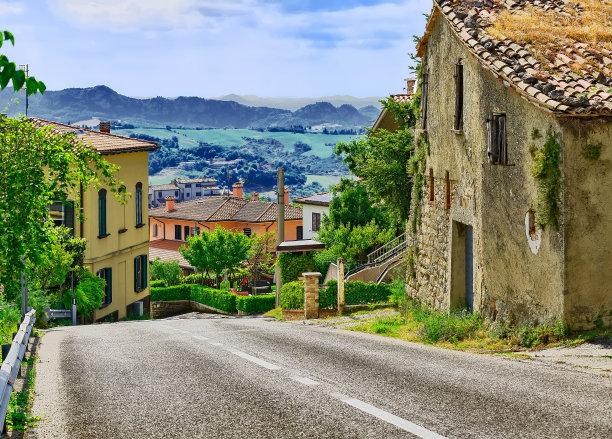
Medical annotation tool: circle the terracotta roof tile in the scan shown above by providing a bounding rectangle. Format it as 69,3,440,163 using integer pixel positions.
29,118,160,154
149,196,302,223
390,94,413,104
418,0,612,117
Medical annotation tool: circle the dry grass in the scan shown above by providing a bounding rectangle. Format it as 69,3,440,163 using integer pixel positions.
489,0,612,72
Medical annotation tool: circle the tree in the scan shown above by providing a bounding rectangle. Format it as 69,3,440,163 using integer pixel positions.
0,117,123,301
334,97,419,222
180,228,252,286
150,258,181,286
0,30,45,94
246,232,275,279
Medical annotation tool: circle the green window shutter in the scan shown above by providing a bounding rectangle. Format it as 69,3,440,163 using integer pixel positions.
136,183,143,225
98,190,107,236
134,256,140,291
141,255,148,289
107,268,112,303
64,201,75,235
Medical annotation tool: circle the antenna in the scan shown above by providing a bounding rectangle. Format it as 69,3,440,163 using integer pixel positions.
18,64,29,117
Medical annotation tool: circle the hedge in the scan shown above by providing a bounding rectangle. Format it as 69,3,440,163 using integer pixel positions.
150,284,191,301
326,280,392,305
151,284,237,314
150,279,167,288
280,281,304,310
236,294,276,314
278,253,316,283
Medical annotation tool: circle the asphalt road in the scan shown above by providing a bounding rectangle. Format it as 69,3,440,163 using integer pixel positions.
30,314,612,439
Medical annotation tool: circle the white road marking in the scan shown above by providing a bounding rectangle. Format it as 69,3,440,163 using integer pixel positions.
193,335,210,341
210,342,223,346
331,393,447,439
291,376,319,386
231,351,281,370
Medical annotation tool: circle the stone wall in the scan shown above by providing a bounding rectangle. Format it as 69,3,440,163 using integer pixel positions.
151,300,191,319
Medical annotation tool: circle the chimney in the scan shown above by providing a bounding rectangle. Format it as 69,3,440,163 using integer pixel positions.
405,78,416,96
251,191,259,201
284,187,290,205
99,121,111,133
232,182,243,198
165,195,175,212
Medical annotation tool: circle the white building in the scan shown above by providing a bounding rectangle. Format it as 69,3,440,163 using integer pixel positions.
171,177,220,202
292,192,332,240
148,184,180,208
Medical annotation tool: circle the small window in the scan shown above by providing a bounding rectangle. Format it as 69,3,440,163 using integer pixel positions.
184,225,190,239
186,184,192,189
487,114,507,165
135,182,143,226
186,193,190,198
97,267,112,305
296,226,303,240
196,192,201,197
445,171,451,210
49,199,75,234
244,228,252,236
191,226,200,236
421,72,429,130
175,191,179,197
134,254,148,292
98,189,107,237
312,212,321,232
454,61,464,131
153,223,158,237
429,168,435,203
174,224,182,241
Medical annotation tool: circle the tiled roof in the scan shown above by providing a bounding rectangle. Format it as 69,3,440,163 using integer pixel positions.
293,192,333,206
149,240,194,270
175,177,217,184
151,184,179,191
149,196,302,223
29,118,160,154
390,94,413,104
417,0,612,117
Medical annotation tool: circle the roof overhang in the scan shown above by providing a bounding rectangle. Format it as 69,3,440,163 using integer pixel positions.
276,239,325,253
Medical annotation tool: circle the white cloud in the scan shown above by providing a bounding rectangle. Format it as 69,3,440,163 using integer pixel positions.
0,1,23,16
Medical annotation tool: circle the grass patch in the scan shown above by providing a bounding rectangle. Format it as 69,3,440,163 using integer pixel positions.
6,355,41,432
263,307,283,320
346,295,611,353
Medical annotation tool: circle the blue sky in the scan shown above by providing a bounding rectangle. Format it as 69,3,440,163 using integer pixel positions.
1,0,430,98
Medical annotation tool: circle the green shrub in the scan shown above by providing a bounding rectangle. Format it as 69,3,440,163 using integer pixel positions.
319,284,337,309
150,258,181,286
389,279,408,313
0,300,20,344
191,285,237,313
236,294,276,314
345,281,392,305
412,302,483,344
150,284,191,301
278,253,316,283
150,279,166,288
280,281,304,310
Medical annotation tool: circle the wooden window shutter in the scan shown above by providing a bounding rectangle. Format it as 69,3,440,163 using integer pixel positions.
98,190,107,236
134,256,140,292
429,168,435,203
135,183,143,226
445,171,451,210
141,255,148,290
64,201,75,235
487,114,506,165
454,61,463,130
421,73,429,130
175,224,182,241
498,114,507,165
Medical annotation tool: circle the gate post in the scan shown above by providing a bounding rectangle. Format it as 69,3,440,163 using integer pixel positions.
337,258,345,315
303,272,321,319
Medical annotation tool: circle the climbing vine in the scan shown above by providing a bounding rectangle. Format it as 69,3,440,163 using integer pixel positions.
408,134,429,234
531,131,562,229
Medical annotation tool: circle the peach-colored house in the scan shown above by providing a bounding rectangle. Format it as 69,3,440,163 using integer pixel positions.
148,183,303,270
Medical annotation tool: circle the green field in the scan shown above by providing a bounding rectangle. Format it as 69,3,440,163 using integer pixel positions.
305,174,352,189
113,128,358,159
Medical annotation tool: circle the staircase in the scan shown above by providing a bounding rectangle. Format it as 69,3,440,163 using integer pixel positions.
344,233,409,284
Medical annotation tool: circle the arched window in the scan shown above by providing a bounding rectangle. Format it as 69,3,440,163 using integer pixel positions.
135,182,143,227
98,189,107,237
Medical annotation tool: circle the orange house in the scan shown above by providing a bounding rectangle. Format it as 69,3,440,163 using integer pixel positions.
148,183,303,270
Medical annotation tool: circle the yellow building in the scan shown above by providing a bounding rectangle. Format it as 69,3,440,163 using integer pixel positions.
33,119,159,321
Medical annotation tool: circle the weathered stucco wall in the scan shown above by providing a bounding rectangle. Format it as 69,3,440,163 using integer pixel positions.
561,119,612,328
410,14,578,326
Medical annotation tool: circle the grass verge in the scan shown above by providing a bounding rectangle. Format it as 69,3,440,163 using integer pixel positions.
263,307,283,320
6,355,42,432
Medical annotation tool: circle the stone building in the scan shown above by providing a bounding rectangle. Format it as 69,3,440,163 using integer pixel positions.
409,0,612,329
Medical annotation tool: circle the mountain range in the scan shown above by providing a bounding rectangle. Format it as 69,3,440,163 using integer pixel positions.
0,86,382,129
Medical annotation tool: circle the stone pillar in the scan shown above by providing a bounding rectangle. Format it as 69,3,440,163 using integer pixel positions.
337,258,345,315
303,272,321,319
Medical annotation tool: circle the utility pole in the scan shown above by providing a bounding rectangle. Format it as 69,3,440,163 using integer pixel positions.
18,64,29,117
275,168,285,307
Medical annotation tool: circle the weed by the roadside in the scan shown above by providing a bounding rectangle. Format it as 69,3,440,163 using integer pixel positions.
263,307,283,320
416,307,483,344
6,359,41,431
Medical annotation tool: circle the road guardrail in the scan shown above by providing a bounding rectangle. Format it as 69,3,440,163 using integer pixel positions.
0,308,36,432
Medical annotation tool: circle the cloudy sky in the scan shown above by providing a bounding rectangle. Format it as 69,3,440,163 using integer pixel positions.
1,0,430,98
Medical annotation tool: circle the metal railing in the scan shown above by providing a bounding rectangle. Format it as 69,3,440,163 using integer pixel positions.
0,309,36,431
367,233,407,265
